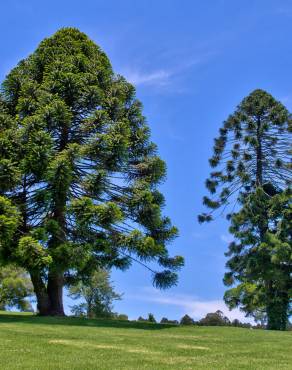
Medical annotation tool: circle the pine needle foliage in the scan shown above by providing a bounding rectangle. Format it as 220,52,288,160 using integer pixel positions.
0,28,183,315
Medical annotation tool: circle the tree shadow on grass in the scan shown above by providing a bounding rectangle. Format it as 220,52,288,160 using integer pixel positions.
0,313,177,330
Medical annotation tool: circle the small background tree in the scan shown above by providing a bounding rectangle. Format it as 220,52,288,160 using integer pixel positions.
198,310,230,326
0,265,34,311
69,269,121,318
147,313,156,323
160,317,178,324
180,314,194,325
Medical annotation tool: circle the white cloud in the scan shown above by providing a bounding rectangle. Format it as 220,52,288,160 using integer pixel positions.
128,288,253,323
124,69,172,87
121,54,212,89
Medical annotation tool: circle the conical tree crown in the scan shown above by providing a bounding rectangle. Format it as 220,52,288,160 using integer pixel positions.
200,89,291,222
0,28,183,289
4,28,112,113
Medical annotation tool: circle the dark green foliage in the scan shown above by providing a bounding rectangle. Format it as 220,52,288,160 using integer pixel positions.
200,90,291,222
201,90,292,330
0,265,34,311
137,313,157,323
160,317,179,324
224,188,291,330
69,269,121,318
198,310,230,326
114,313,128,320
180,314,194,325
147,313,156,323
137,316,147,322
0,28,183,315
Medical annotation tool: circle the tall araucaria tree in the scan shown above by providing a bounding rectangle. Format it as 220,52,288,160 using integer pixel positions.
199,89,291,329
0,28,183,316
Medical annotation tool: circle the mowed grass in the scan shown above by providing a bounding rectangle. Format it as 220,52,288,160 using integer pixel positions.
0,312,291,369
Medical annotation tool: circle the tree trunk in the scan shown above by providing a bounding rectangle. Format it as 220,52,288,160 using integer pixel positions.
30,103,69,317
30,271,50,316
256,117,263,187
30,270,65,316
266,285,289,330
47,271,65,316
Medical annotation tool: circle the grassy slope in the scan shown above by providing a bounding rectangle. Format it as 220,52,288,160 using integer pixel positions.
0,312,291,370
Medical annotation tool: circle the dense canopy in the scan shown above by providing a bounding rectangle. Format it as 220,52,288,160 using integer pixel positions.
0,28,183,315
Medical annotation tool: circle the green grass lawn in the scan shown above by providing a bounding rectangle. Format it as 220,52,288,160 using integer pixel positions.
0,312,291,369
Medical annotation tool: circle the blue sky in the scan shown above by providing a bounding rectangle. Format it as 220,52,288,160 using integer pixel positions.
1,0,292,322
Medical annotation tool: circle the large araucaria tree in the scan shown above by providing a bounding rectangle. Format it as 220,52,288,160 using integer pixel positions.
0,28,183,315
200,90,291,330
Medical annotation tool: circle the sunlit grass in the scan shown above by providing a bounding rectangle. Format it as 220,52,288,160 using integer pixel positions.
0,312,291,369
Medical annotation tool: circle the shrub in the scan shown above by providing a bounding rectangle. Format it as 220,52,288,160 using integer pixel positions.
180,314,194,325
199,310,230,326
160,317,179,325
148,313,156,323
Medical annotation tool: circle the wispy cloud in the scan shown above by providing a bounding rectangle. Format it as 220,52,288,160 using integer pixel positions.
124,69,172,87
128,287,253,323
121,54,212,89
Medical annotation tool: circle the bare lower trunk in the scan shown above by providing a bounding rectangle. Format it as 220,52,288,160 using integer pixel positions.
30,270,65,316
30,271,51,316
47,271,65,316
